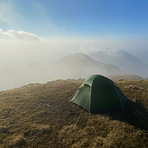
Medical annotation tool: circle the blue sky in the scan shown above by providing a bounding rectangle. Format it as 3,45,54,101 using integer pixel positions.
0,0,148,39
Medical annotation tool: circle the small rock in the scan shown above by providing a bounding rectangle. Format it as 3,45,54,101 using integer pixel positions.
45,104,50,107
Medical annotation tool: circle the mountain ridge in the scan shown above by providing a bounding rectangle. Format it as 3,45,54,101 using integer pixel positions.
90,50,148,77
54,52,123,79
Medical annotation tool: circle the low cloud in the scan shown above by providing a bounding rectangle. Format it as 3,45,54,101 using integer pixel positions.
0,28,39,41
0,31,148,90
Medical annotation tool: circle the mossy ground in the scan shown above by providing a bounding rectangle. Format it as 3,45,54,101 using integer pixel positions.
0,79,147,148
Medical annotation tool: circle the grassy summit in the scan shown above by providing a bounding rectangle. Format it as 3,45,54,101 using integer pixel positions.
0,79,148,148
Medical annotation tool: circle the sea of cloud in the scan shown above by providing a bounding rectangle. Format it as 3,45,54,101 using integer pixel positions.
0,28,148,90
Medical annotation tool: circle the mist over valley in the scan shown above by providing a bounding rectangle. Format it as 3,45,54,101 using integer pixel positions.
0,47,147,91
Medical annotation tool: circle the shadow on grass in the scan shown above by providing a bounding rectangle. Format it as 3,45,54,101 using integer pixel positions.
109,99,148,130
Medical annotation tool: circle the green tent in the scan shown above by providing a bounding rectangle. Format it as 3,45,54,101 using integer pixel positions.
71,75,127,113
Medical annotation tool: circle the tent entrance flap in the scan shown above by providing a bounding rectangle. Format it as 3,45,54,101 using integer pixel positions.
71,84,91,112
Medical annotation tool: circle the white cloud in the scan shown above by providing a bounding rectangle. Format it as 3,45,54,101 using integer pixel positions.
0,28,39,41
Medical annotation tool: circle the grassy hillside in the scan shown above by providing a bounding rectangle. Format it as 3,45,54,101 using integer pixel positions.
0,79,148,148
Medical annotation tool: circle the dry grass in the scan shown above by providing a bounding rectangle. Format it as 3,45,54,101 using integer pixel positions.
0,79,147,148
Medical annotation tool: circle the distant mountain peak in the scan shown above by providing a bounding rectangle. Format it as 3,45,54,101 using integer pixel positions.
59,52,95,63
90,50,148,77
67,52,90,59
55,52,122,78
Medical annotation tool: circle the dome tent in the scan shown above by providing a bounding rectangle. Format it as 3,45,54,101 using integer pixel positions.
71,75,127,113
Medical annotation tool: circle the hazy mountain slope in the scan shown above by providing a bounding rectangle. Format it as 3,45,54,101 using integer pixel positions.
0,79,148,148
53,53,123,79
108,75,143,82
132,48,148,65
91,50,148,77
0,51,146,91
0,53,123,91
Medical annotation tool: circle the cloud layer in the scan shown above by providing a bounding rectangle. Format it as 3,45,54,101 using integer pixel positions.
0,28,39,41
0,29,148,91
